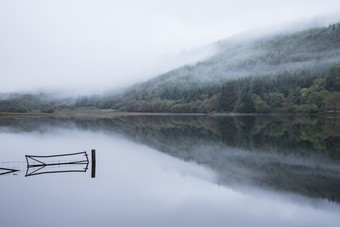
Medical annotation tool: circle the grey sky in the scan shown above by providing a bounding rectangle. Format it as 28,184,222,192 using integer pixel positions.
1,0,340,95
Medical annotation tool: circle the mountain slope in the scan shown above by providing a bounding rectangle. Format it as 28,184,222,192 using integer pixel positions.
109,23,340,113
1,23,340,114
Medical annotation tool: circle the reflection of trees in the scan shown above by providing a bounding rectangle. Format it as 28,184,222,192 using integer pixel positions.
300,118,329,151
1,115,340,202
1,115,339,158
0,115,339,159
218,117,238,147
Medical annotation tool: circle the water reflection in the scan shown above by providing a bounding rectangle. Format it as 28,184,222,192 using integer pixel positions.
0,115,340,227
1,151,94,177
25,151,90,177
2,115,338,201
0,167,19,176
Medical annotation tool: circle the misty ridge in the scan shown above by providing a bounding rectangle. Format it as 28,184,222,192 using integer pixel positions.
1,22,340,114
136,22,340,87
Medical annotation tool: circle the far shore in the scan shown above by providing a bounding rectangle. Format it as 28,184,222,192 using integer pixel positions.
0,109,339,118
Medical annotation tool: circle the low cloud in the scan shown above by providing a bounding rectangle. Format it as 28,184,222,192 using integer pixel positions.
1,0,340,95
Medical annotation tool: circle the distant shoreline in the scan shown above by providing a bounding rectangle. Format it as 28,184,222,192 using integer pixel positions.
0,109,339,118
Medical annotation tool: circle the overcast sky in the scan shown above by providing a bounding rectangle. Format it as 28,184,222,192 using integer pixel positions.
1,0,340,95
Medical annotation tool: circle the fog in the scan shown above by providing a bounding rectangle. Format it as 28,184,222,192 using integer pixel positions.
1,0,340,95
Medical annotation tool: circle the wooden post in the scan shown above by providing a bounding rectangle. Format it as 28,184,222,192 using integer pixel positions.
91,149,96,178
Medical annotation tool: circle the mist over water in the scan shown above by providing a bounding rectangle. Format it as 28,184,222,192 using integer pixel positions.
1,116,340,227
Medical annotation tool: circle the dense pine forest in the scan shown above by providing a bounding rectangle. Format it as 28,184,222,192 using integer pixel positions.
1,23,340,114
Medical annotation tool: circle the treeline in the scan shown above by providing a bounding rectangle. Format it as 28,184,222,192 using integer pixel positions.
0,93,73,113
107,63,340,113
2,63,339,114
219,63,340,113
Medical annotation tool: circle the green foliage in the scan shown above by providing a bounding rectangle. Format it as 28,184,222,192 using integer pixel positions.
267,92,284,108
306,90,329,112
40,105,55,113
250,77,264,96
0,100,14,112
325,92,340,113
0,100,27,113
236,92,255,113
0,93,76,113
107,22,340,113
252,95,271,113
311,78,326,91
112,62,336,113
299,75,336,113
326,63,340,91
219,80,238,111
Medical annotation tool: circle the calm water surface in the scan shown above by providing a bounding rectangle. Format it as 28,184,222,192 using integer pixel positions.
0,116,340,227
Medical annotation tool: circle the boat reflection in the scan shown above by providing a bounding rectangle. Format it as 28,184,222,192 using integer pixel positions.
1,150,95,178
0,167,19,176
25,151,89,177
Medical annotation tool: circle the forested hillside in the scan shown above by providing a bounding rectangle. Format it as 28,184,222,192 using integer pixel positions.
1,23,340,114
109,23,340,113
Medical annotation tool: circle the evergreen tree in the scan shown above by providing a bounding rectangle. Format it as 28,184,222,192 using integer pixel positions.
326,64,340,92
219,80,238,111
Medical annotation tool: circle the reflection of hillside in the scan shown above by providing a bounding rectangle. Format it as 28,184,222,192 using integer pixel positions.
101,115,340,203
171,144,340,203
1,115,340,202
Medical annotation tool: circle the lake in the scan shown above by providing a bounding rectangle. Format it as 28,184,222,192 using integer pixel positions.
1,115,340,227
